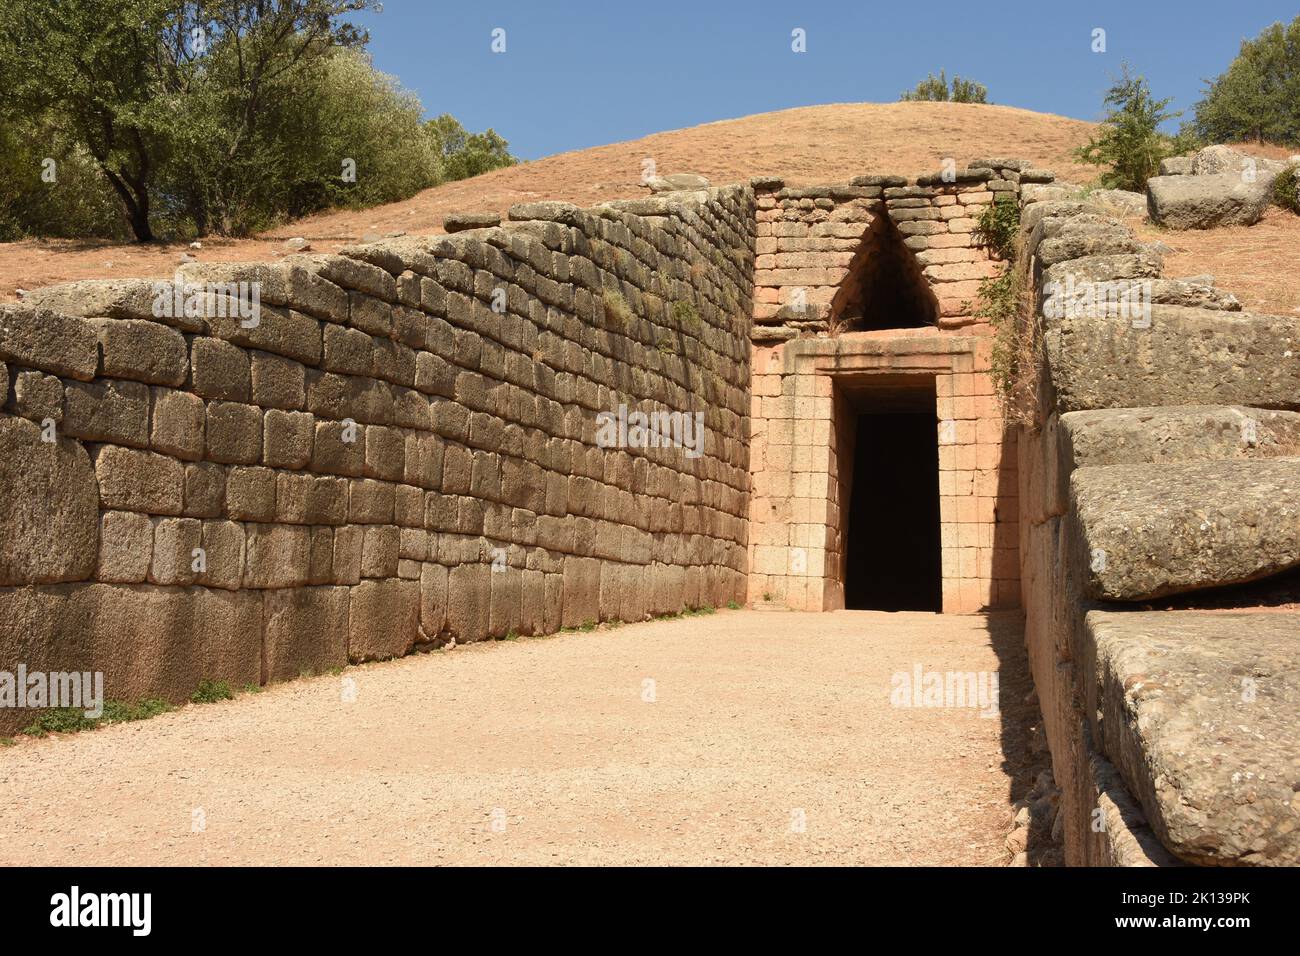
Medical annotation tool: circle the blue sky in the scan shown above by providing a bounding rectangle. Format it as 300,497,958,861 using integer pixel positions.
356,1,1297,160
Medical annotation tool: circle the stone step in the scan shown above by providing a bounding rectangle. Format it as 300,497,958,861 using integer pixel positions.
1062,405,1300,467
1045,304,1300,413
1069,457,1300,601
1085,609,1300,865
1019,404,1300,534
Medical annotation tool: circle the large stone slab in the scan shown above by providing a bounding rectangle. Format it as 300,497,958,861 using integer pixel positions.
347,578,419,661
263,586,349,680
1086,747,1182,867
1087,610,1300,865
1045,304,1300,413
1087,189,1147,218
1040,251,1163,289
0,415,99,585
0,305,100,381
0,583,261,733
1060,406,1300,468
1146,174,1272,229
1031,217,1137,267
1070,458,1300,601
1191,144,1288,180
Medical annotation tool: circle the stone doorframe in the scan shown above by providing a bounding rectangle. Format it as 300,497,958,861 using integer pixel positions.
748,330,1020,613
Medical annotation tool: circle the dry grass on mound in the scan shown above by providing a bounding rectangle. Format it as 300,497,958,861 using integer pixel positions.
1130,206,1300,317
1,101,1097,298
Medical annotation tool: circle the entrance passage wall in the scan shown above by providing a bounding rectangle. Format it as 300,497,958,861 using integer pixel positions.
747,162,1049,611
1015,185,1300,866
0,188,755,732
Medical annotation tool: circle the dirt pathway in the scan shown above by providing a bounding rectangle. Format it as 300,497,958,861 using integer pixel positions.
0,609,1033,866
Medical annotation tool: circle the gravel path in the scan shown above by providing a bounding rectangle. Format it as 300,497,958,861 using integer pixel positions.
0,609,1033,866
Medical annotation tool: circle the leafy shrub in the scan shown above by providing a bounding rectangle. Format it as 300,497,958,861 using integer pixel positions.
22,708,99,736
0,118,128,241
901,70,988,104
19,697,172,737
1273,164,1300,214
102,698,173,723
1074,64,1191,192
974,198,1020,260
190,679,234,704
426,114,517,182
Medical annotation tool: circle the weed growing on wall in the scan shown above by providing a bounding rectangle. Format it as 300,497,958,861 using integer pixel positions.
974,198,1020,260
603,290,633,328
671,300,701,332
968,200,1040,425
981,259,1039,427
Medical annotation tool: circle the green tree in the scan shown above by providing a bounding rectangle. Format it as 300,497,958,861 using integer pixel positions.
158,44,439,235
1073,64,1189,191
0,0,182,240
0,115,129,241
150,0,380,235
900,70,989,104
1193,16,1300,145
0,0,376,240
426,114,518,182
0,1,512,241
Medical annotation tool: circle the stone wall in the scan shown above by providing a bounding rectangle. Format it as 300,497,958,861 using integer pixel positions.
1015,188,1300,865
751,161,1048,341
0,187,755,732
747,161,1046,612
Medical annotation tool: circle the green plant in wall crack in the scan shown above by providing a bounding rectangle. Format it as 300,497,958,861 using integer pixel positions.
656,328,679,354
603,290,632,329
974,198,1020,260
967,254,1039,428
671,300,700,332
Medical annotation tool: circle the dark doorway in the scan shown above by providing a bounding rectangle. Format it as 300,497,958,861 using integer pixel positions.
842,393,942,612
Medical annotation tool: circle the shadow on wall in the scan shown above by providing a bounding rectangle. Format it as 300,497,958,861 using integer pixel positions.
983,608,1060,865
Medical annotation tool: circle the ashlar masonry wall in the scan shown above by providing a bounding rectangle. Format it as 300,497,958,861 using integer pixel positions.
0,187,755,732
746,162,1052,611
